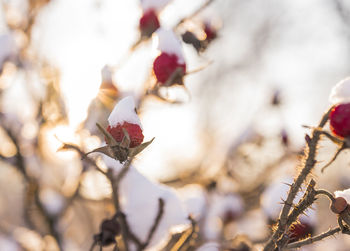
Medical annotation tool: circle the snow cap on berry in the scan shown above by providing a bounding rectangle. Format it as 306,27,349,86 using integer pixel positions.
156,28,185,64
329,77,350,105
140,0,172,12
108,96,142,129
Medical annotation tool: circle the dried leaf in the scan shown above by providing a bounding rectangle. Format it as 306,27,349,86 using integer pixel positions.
96,123,118,146
85,146,115,159
129,138,155,157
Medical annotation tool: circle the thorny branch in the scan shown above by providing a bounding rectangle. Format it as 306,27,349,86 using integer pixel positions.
263,107,333,251
276,180,317,249
285,227,341,249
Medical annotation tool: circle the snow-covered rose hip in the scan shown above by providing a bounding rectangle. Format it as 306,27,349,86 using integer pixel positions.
139,9,160,38
106,96,144,148
329,78,350,138
153,28,186,86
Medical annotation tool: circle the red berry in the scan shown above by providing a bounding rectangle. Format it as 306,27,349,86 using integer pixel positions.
153,52,186,85
288,221,314,243
139,9,160,38
204,23,217,41
107,122,144,148
330,103,350,138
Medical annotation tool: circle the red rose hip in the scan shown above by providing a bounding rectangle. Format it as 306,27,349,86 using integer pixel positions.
107,122,144,148
153,52,186,85
139,9,160,38
330,103,350,138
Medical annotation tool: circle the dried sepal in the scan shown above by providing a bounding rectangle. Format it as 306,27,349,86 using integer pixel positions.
120,128,131,148
87,124,154,163
96,122,118,146
129,137,155,157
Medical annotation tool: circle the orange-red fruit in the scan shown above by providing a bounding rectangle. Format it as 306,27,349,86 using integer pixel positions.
330,103,350,138
139,9,160,37
331,197,348,214
153,52,186,85
107,122,144,148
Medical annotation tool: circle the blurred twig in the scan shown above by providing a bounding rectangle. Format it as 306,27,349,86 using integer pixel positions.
170,216,197,251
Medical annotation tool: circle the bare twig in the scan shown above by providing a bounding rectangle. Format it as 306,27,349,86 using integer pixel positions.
321,144,346,173
140,198,165,250
285,227,341,249
58,143,107,175
315,189,336,202
175,0,215,27
170,216,197,251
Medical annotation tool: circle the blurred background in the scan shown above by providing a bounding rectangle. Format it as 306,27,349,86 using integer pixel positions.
1,0,350,250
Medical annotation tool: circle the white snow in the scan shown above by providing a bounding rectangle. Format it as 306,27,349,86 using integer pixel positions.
203,193,244,240
101,65,113,83
177,184,207,220
329,77,350,105
196,242,220,251
335,188,350,203
39,188,65,216
0,236,20,251
155,28,185,64
103,156,190,249
108,96,142,128
140,0,172,12
0,33,17,68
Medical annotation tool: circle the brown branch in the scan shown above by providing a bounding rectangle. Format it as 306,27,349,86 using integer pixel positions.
140,198,165,250
170,216,197,251
276,180,317,249
58,143,107,175
285,227,341,249
175,0,215,27
107,157,143,250
263,107,333,251
315,189,336,202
